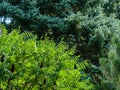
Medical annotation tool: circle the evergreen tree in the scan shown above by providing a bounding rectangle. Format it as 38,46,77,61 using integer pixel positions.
104,0,120,19
98,20,120,90
0,0,106,36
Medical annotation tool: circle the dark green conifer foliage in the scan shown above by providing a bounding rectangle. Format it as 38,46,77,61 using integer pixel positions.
98,20,120,90
104,0,120,19
0,0,106,35
66,12,119,61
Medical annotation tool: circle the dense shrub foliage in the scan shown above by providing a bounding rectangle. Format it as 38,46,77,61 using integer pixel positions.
0,0,120,89
66,12,120,61
0,25,93,89
104,0,120,19
65,12,120,88
98,24,120,90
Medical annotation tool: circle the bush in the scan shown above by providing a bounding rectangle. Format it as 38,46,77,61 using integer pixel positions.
98,20,120,90
65,12,120,62
0,25,93,90
63,12,120,86
104,0,120,19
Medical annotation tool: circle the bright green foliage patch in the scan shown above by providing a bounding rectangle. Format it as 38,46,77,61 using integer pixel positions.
0,25,93,90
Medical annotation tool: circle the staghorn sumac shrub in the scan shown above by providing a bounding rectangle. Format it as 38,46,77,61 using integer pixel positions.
0,25,93,90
